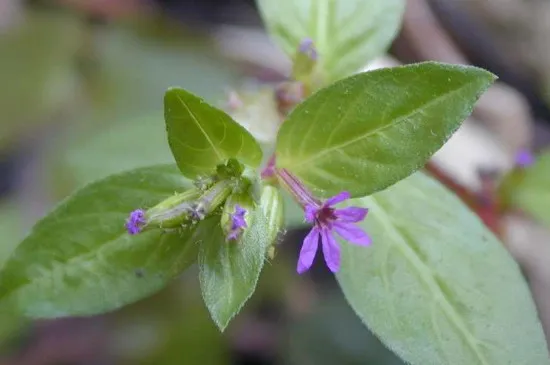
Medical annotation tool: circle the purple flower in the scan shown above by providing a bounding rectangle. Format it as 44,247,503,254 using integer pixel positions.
126,209,146,235
261,155,276,179
298,38,318,60
227,205,248,241
515,148,535,168
298,192,371,274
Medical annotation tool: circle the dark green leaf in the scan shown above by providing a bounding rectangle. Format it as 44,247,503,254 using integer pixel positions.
165,88,263,178
276,62,496,198
0,165,200,318
198,209,270,331
257,0,405,82
337,172,548,365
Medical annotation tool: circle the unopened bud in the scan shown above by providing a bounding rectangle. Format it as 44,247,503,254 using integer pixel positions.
197,179,234,216
292,38,318,82
146,188,202,229
275,81,305,116
260,185,284,255
126,188,201,234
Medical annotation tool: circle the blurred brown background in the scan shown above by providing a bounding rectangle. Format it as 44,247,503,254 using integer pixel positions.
1,0,550,364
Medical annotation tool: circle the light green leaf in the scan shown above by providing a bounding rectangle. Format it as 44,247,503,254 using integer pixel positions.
198,209,270,331
337,172,549,365
0,165,200,318
500,151,550,227
257,0,405,82
276,62,496,198
165,88,263,179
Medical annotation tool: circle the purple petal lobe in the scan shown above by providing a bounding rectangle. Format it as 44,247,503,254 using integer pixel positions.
227,204,248,241
333,222,372,246
325,191,351,207
304,204,317,223
297,227,320,274
320,228,341,273
334,206,368,223
126,209,146,235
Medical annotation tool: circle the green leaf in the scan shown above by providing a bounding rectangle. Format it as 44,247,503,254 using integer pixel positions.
276,62,497,198
198,209,270,331
165,88,263,179
500,151,550,227
257,0,405,82
0,165,200,318
336,172,549,365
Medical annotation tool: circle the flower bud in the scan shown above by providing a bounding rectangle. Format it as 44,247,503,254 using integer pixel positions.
196,179,234,217
260,185,284,257
126,188,202,234
292,38,318,81
275,81,305,116
125,178,235,235
145,188,202,229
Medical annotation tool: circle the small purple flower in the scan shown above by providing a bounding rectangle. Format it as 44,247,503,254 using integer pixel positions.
126,209,146,235
298,192,371,274
298,38,317,60
261,155,276,179
227,205,248,241
515,148,535,168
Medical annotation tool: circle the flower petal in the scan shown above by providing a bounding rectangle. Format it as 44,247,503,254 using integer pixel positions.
297,227,320,274
334,206,368,223
304,204,317,223
333,222,372,246
324,191,351,207
320,228,341,273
